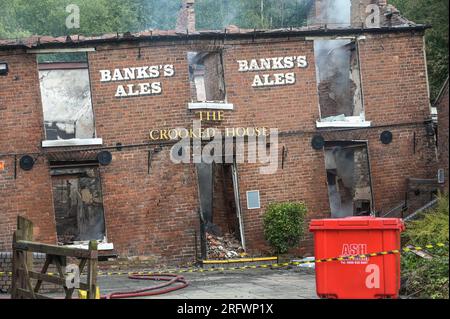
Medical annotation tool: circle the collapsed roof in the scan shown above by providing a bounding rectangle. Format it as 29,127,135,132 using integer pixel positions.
0,0,427,51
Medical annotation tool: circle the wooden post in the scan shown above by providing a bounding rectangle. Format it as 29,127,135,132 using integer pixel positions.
11,216,34,299
86,240,98,299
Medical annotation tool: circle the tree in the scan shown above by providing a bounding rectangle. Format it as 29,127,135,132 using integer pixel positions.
0,0,31,38
0,0,150,38
390,0,449,102
1,0,312,38
195,0,312,30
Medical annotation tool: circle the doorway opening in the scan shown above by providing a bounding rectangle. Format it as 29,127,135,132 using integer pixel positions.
324,141,373,218
196,161,245,260
51,166,106,245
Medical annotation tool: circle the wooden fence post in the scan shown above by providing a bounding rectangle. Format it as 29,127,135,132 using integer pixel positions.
87,240,98,299
11,216,34,299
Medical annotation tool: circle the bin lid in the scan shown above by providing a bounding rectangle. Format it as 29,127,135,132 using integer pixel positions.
309,216,405,231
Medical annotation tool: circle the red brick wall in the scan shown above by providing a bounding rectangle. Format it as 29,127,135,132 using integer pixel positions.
0,51,56,249
437,81,449,192
85,38,322,259
212,164,238,235
0,30,436,263
357,33,436,210
359,33,431,125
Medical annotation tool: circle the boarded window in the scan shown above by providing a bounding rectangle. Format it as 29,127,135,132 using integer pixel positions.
38,53,95,140
188,51,226,102
314,40,364,122
51,167,106,244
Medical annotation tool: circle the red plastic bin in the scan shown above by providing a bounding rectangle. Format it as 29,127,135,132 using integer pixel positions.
309,216,405,299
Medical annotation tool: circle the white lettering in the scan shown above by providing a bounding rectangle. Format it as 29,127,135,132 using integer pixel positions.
259,58,271,71
127,84,140,96
115,85,127,97
123,67,136,81
139,83,151,95
297,56,308,68
136,66,150,79
151,82,162,94
285,72,296,85
100,64,174,98
237,55,308,71
249,59,260,71
271,57,285,70
148,65,160,78
164,65,175,77
283,56,294,69
100,70,112,82
273,73,285,85
112,69,124,81
252,75,264,87
237,60,249,72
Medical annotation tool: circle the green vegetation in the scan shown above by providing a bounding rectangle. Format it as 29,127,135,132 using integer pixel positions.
0,0,312,39
37,52,87,63
391,0,449,102
263,202,307,254
401,193,449,299
404,193,449,246
196,0,313,30
0,0,447,102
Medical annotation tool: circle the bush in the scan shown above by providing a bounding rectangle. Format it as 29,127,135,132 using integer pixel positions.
404,192,449,246
401,249,449,299
263,202,307,254
401,192,449,299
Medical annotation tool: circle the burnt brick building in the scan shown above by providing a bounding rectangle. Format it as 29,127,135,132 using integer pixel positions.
0,0,440,267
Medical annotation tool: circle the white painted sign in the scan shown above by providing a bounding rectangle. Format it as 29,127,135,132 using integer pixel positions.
99,65,175,98
237,56,308,87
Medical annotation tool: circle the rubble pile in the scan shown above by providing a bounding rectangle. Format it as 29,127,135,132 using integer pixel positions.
207,232,245,259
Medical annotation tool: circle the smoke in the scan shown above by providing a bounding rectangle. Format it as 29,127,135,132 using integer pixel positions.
196,0,315,30
326,146,355,217
221,2,239,28
314,39,351,81
315,0,351,27
140,0,318,31
314,38,355,118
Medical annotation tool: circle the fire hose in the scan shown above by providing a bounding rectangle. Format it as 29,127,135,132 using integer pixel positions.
101,273,188,299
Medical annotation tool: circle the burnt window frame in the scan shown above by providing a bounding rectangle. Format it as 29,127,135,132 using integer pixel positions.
50,164,108,245
187,49,234,111
34,49,102,147
314,36,370,128
323,140,375,217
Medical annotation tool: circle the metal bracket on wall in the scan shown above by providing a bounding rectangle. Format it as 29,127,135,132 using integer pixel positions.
137,47,142,60
147,146,162,175
14,155,17,179
282,146,288,169
147,150,152,174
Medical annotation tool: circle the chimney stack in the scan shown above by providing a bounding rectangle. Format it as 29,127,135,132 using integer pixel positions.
307,0,388,27
176,0,196,33
351,0,387,27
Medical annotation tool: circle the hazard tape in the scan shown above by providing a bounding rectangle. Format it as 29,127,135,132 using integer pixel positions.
202,257,278,264
0,243,447,277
